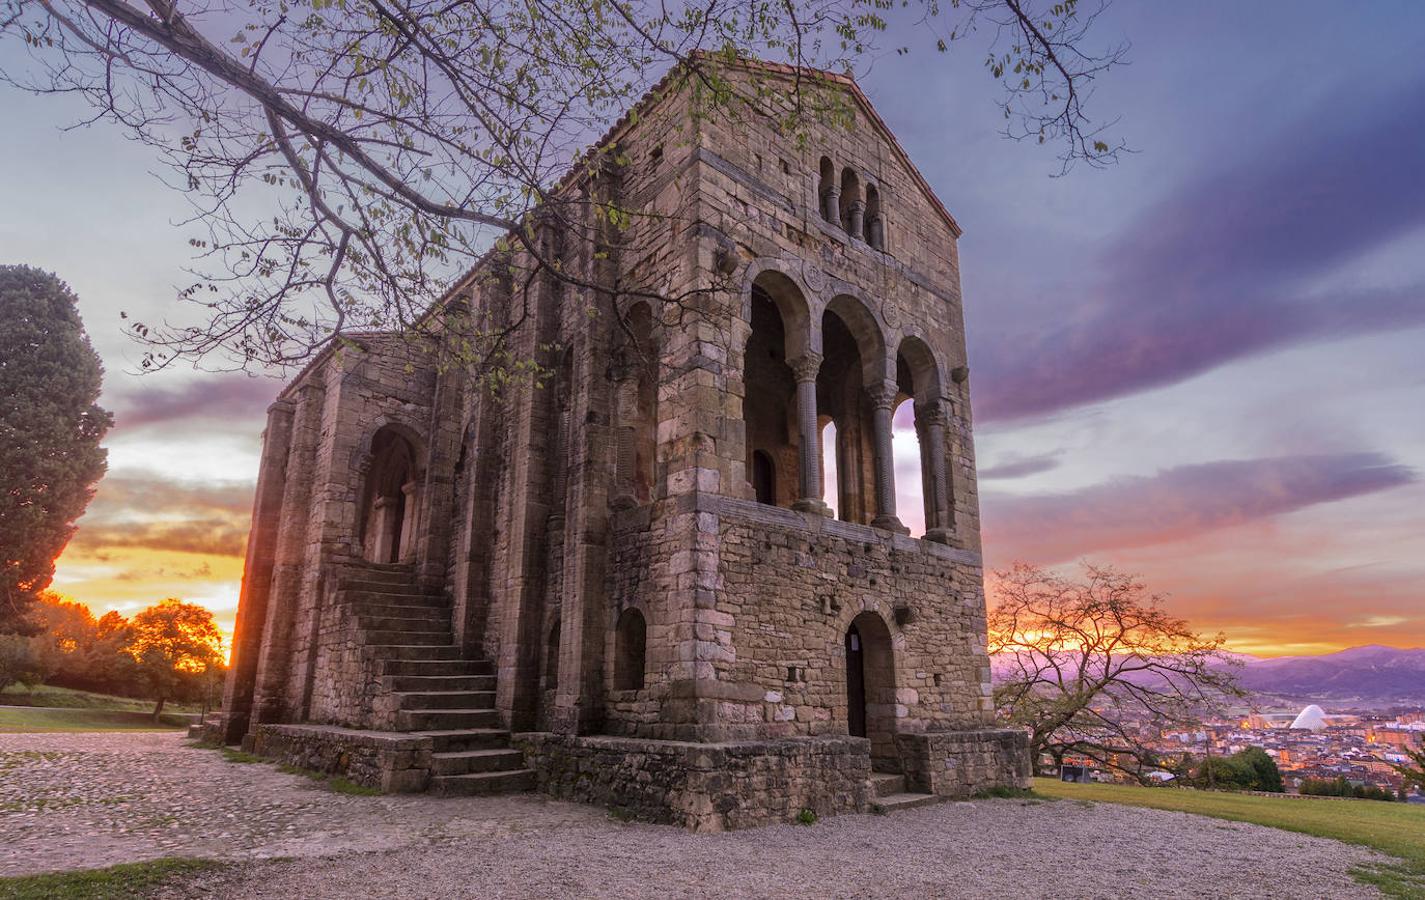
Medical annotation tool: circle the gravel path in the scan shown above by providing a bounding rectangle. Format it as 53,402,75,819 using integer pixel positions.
1,732,1387,898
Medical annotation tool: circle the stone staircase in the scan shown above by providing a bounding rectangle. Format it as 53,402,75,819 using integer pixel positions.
869,770,938,813
345,562,533,796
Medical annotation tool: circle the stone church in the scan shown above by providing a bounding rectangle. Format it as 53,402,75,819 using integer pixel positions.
216,56,1029,830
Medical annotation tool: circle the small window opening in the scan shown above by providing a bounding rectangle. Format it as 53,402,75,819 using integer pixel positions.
615,608,647,691
752,450,776,505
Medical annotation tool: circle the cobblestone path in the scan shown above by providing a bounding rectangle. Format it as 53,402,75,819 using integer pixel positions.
0,731,599,877
0,732,1387,898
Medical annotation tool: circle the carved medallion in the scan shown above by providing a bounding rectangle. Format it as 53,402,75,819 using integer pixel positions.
881,300,901,329
800,259,826,294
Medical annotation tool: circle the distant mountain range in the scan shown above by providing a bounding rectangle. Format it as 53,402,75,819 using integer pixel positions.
1235,644,1425,703
990,644,1425,705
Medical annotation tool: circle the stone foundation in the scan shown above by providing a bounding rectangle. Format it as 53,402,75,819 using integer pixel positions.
513,733,872,831
894,729,1032,798
250,723,433,792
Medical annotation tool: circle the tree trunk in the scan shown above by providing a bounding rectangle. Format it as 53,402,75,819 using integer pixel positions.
152,696,166,723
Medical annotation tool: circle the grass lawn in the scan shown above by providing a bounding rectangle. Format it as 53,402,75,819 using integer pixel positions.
0,706,191,733
0,858,222,899
0,683,197,714
1035,777,1425,897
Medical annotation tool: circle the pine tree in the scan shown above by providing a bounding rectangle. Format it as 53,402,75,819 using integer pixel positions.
0,266,111,630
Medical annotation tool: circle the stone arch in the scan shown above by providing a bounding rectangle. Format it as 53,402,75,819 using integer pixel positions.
817,294,888,524
745,268,813,359
357,425,424,563
824,293,887,384
743,269,810,508
844,609,898,769
613,607,647,691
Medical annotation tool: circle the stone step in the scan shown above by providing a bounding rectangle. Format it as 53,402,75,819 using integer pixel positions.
364,630,454,646
396,708,502,731
393,690,496,711
342,575,418,590
431,748,526,777
870,772,907,798
431,769,534,797
383,674,495,693
353,604,450,622
379,658,492,677
341,576,429,592
357,615,452,634
346,593,448,610
871,792,940,814
365,644,464,662
342,584,443,601
414,728,512,753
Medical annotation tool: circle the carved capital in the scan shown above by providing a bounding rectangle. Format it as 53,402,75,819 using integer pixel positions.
914,399,948,428
789,352,823,384
866,380,899,411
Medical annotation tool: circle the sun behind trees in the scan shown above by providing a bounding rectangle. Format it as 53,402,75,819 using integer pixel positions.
989,562,1244,782
6,594,224,721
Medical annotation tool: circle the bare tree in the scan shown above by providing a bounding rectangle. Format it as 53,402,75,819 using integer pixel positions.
989,562,1243,782
1,0,1126,374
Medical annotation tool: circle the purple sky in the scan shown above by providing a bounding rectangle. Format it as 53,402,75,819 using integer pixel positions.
2,0,1422,654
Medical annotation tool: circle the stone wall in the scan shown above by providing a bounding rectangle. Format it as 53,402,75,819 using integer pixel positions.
251,723,433,793
894,729,1032,798
702,496,993,743
513,732,872,831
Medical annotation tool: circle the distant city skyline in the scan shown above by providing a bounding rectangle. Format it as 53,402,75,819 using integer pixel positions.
2,0,1422,655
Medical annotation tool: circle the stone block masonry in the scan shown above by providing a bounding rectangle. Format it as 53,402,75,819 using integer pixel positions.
217,54,1029,827
251,724,434,793
513,733,871,831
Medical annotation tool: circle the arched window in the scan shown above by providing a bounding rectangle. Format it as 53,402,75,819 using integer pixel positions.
865,184,884,250
818,156,836,223
614,608,646,691
752,450,776,505
545,618,561,691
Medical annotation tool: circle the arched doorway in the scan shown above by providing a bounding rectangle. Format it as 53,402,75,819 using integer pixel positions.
845,611,897,768
360,426,421,564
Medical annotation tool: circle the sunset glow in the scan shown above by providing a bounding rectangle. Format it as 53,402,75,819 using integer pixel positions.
8,2,1423,660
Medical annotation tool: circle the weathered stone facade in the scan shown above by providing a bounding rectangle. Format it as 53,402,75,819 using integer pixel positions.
220,56,1028,829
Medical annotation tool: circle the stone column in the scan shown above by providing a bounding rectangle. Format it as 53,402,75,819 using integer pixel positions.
867,215,885,250
371,496,397,563
868,380,908,533
847,200,866,241
789,353,831,516
220,399,295,743
822,185,841,225
398,480,419,562
917,399,954,544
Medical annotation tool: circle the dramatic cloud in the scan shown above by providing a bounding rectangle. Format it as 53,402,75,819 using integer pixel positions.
979,451,1063,480
111,375,280,430
973,82,1425,422
67,475,255,558
982,452,1416,565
